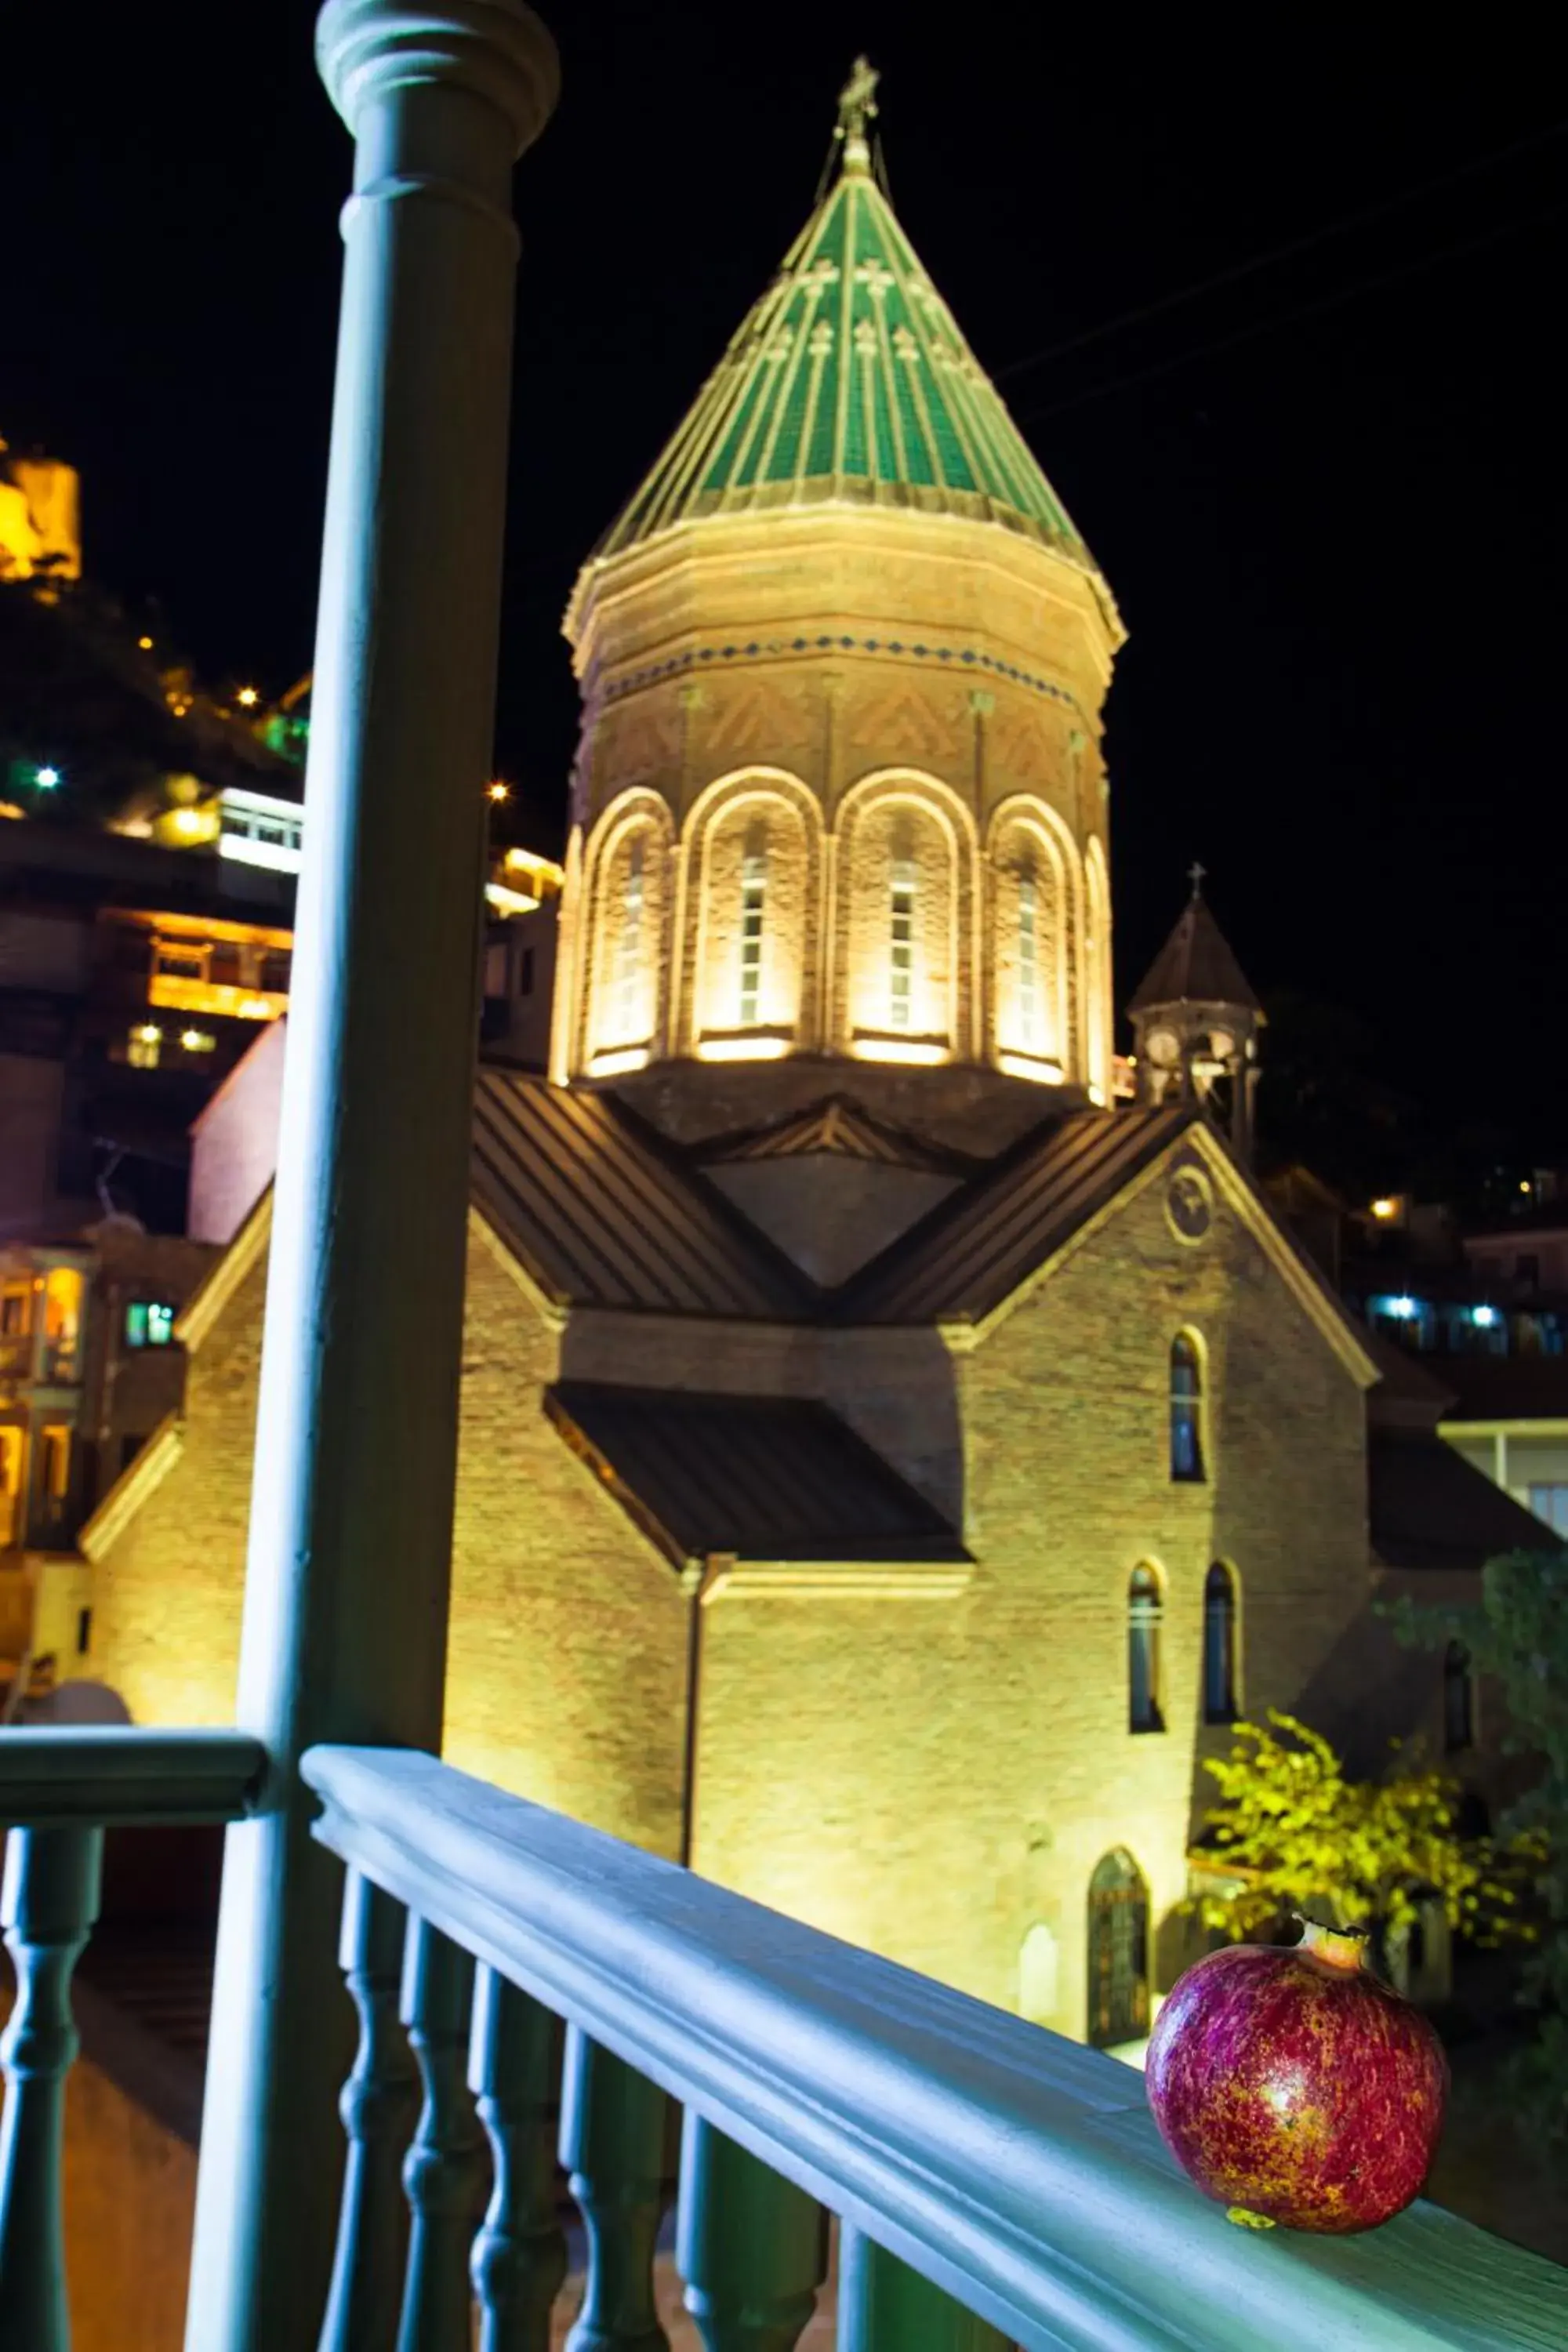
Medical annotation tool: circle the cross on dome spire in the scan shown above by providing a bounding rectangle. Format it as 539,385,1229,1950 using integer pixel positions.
835,55,879,173
1187,859,1207,900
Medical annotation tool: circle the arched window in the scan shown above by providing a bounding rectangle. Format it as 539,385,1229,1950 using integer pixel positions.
1087,1849,1150,2047
1443,1641,1475,1752
1203,1563,1238,1724
1128,1565,1163,1733
1170,1334,1206,1483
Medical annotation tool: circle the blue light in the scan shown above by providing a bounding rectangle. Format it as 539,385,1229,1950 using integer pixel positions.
34,765,60,790
1471,1305,1499,1329
1377,1294,1419,1321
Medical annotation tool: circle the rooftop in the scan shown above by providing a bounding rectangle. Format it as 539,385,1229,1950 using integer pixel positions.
588,61,1109,601
1128,887,1261,1016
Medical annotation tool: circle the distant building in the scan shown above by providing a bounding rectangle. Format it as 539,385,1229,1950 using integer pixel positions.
0,1219,216,1713
0,818,296,1236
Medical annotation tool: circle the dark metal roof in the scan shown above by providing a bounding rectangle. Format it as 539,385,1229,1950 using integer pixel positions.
1369,1432,1555,1573
470,1070,811,1318
546,1383,967,1565
833,1105,1193,1324
1128,895,1261,1015
1436,1354,1568,1424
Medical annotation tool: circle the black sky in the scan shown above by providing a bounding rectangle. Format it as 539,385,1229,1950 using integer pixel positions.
6,3,1564,1154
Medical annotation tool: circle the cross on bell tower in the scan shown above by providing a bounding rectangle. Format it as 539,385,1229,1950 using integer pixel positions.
1127,870,1264,1163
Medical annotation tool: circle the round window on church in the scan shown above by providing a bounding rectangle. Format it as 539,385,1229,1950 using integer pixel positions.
1166,1162,1213,1245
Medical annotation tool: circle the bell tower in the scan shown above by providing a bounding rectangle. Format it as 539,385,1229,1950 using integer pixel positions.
548,61,1125,1134
1128,868,1263,1162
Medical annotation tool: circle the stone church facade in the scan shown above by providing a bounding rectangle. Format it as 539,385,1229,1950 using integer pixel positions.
81,86,1537,2053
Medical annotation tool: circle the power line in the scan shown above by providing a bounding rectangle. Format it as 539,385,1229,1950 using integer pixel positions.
996,114,1568,388
1012,195,1568,429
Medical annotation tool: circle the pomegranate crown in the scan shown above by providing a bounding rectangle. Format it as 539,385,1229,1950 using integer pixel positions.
1293,1915,1370,1972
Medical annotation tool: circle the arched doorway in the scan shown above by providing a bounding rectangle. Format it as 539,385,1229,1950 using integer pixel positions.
1087,1849,1150,2047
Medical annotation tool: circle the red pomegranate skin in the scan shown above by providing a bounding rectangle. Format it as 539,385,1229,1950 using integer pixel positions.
1145,1925,1449,2233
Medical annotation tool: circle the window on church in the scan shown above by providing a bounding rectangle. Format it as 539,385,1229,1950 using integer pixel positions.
615,837,645,1037
1018,869,1040,1047
889,855,916,1028
1171,1334,1205,1482
739,838,767,1026
1128,1565,1163,1733
1443,1641,1474,1752
1203,1563,1238,1723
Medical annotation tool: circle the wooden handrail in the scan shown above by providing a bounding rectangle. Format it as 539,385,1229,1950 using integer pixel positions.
0,1730,267,1825
303,1743,1565,2352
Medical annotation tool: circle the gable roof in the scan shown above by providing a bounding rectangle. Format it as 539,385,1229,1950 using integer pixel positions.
1128,895,1261,1015
833,1105,1192,1324
470,1070,811,1318
700,1094,975,1177
587,122,1107,598
1370,1432,1557,1573
546,1382,966,1567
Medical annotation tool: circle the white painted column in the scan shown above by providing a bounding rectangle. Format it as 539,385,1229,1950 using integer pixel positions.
183,6,557,2346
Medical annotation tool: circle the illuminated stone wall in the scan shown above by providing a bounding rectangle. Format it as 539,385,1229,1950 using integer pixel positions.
90,1229,689,1859
686,1167,1370,2032
554,508,1119,1099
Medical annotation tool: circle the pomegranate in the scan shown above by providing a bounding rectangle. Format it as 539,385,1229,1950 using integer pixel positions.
1145,1918,1448,2233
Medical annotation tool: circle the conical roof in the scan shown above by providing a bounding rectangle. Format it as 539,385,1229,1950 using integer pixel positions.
593,75,1105,586
1129,892,1261,1015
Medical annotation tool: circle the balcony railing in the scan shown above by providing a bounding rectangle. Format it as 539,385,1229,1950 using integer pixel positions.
2,1728,1563,2352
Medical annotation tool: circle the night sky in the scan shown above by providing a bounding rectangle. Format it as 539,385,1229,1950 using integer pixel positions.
7,3,1564,1159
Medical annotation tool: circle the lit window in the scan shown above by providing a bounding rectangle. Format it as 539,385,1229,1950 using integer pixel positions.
1128,1565,1163,1733
180,1028,216,1054
739,837,767,1026
128,1023,162,1069
889,855,916,1029
154,942,209,983
39,1425,71,1504
0,1286,29,1339
0,1428,20,1546
1018,869,1039,1047
1370,1293,1427,1347
1170,1334,1206,1483
615,837,645,1038
125,1301,176,1348
1203,1563,1238,1723
1443,1641,1474,1752
1527,1483,1568,1537
42,1266,82,1380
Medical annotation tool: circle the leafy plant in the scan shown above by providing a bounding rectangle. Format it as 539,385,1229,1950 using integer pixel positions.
1388,1548,1568,2139
1185,1710,1541,1951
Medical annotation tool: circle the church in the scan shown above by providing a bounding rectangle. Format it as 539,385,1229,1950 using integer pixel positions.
80,64,1532,2057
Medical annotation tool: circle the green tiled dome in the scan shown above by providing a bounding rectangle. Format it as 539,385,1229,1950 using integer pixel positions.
597,101,1102,578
